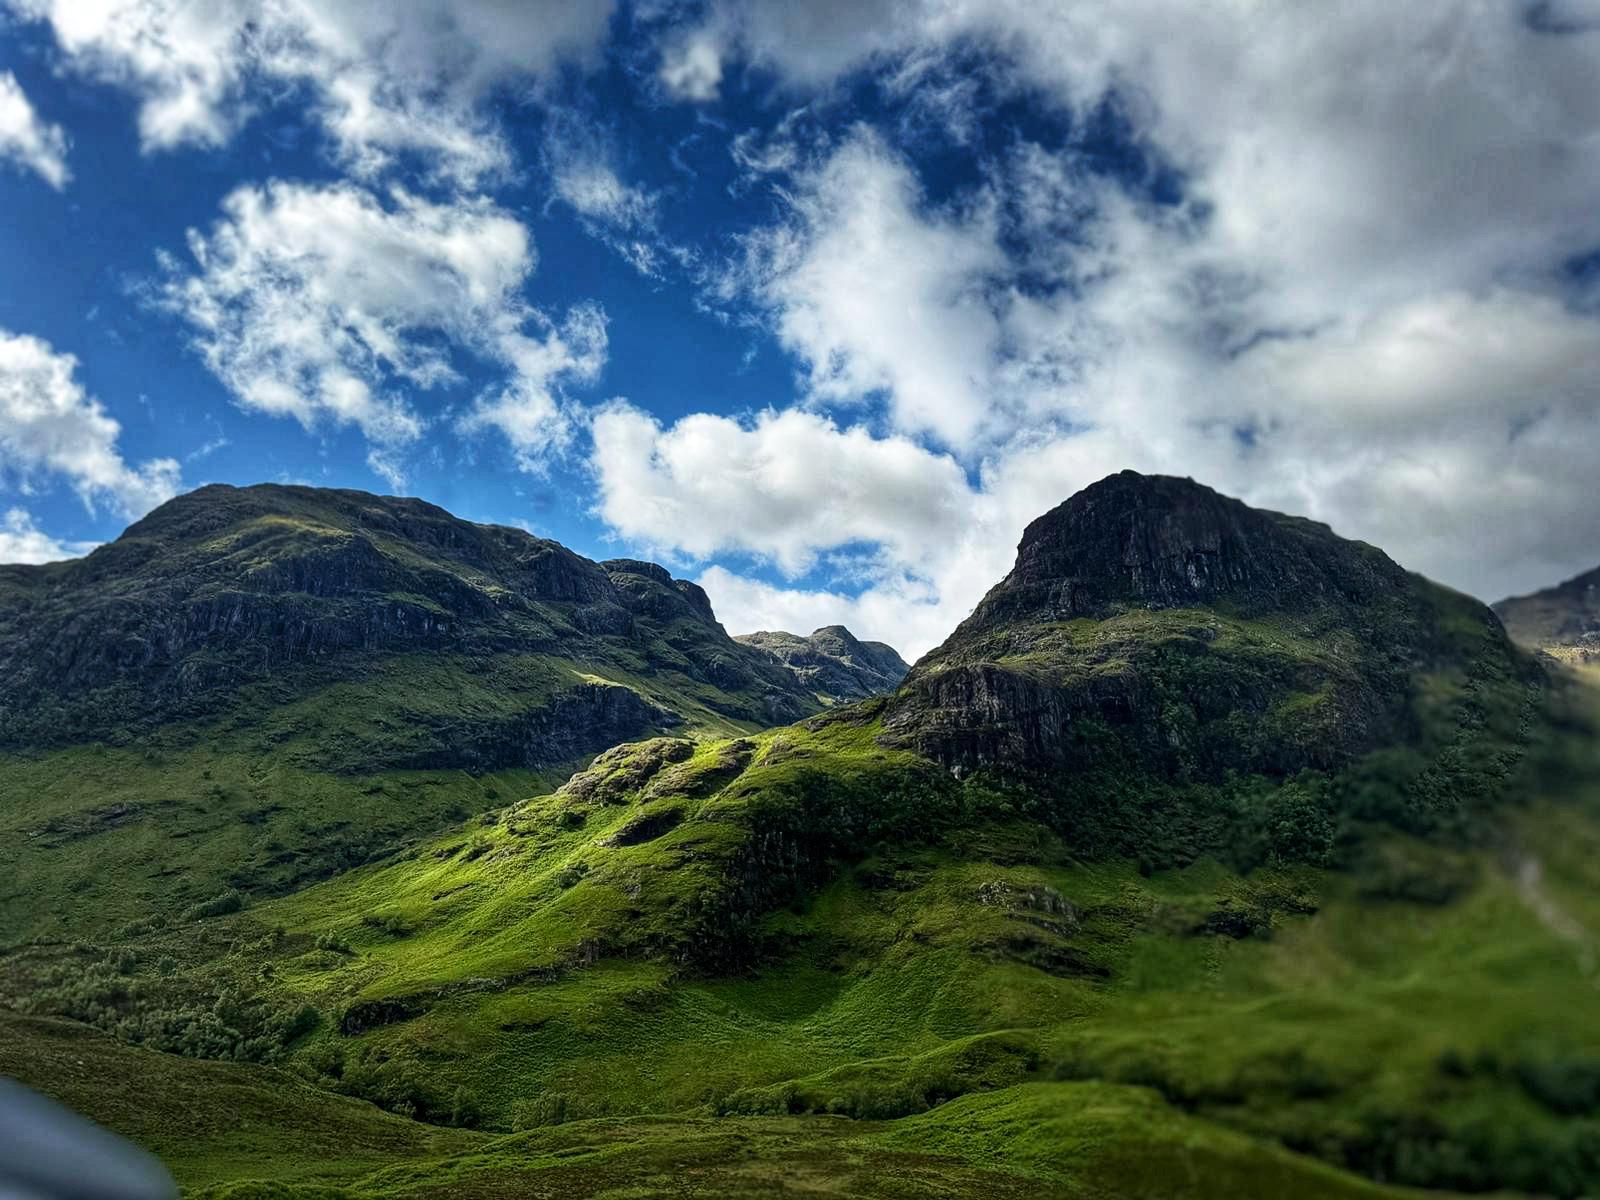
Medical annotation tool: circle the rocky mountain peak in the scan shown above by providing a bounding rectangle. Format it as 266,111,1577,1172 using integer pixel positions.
885,471,1523,779
969,470,1407,634
1495,563,1600,673
0,483,820,757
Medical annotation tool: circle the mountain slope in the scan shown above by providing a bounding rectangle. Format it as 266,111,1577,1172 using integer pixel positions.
0,483,823,940
736,625,909,702
1496,565,1600,677
8,471,1593,1199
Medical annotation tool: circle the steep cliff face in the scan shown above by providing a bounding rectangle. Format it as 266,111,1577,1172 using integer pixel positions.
735,625,909,701
1495,565,1600,675
0,484,819,765
883,471,1527,776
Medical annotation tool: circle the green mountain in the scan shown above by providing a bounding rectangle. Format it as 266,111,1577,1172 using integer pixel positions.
4,472,1598,1200
736,625,910,702
1496,565,1600,678
0,483,829,940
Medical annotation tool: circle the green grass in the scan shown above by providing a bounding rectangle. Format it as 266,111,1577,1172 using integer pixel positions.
0,1012,482,1189
7,679,1593,1195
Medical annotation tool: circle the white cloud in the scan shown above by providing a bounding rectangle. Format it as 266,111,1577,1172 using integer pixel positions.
0,329,180,517
0,507,94,563
729,128,1012,446
554,162,656,230
590,402,971,577
549,156,673,277
658,27,724,102
656,0,903,100
619,2,1600,649
162,181,602,480
10,0,616,184
459,303,609,472
0,70,69,187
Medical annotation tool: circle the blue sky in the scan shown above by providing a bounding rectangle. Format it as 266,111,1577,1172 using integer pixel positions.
1,2,1598,657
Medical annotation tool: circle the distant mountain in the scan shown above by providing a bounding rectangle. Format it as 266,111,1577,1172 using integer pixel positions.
1494,564,1600,675
735,625,909,701
0,483,822,937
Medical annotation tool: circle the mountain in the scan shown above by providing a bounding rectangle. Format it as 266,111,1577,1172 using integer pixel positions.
0,483,824,939
3,471,1596,1200
735,625,909,701
884,470,1508,778
1495,564,1600,676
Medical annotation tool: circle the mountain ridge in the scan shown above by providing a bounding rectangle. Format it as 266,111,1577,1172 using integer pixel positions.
1495,563,1600,675
735,624,909,702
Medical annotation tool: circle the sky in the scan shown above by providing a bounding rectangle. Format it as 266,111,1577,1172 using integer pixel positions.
0,1,1598,660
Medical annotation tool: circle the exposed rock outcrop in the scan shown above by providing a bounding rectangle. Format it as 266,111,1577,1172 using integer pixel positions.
1495,565,1600,673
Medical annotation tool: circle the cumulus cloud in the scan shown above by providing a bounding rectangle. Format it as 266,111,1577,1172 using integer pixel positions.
0,508,94,564
0,71,69,187
161,181,601,482
9,0,616,184
590,402,971,576
728,128,1013,446
656,0,903,101
619,1,1600,649
0,329,180,517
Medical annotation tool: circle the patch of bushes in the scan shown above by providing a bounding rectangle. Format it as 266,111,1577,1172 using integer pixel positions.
1439,1047,1600,1117
18,956,320,1064
183,889,244,921
511,1092,574,1130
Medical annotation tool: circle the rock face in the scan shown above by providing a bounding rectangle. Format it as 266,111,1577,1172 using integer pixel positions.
883,471,1524,777
1495,566,1600,674
735,625,909,702
0,484,821,766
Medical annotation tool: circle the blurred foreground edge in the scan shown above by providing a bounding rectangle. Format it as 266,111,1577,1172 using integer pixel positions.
0,1077,177,1200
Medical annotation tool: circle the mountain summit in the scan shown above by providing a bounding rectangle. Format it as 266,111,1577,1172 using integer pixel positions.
0,483,820,761
885,471,1526,778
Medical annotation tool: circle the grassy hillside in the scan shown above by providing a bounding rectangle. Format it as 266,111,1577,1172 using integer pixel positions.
4,473,1595,1198
7,668,1595,1196
0,484,831,942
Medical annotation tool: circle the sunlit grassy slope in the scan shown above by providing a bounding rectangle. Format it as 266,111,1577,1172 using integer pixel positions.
6,666,1596,1198
3,474,1593,1199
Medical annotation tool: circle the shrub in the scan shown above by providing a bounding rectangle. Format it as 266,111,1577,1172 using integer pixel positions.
184,889,244,921
511,1092,571,1129
313,932,353,955
450,1085,482,1128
